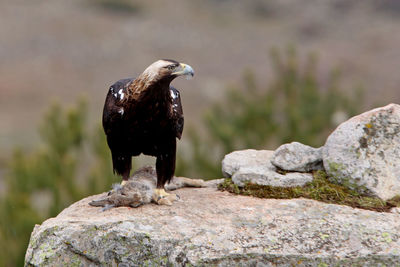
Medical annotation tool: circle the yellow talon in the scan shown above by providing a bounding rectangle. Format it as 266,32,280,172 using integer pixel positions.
153,188,178,205
121,180,128,186
155,188,170,197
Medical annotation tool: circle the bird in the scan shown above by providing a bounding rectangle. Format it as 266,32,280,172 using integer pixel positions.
102,59,194,204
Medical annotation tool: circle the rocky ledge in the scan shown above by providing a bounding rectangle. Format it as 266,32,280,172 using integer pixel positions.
25,187,400,266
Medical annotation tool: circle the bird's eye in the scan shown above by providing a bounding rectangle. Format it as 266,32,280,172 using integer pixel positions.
167,65,175,70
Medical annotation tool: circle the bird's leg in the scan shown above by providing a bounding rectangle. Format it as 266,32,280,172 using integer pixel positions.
153,152,179,205
108,153,132,195
154,188,170,197
152,188,178,206
108,170,130,196
120,169,130,186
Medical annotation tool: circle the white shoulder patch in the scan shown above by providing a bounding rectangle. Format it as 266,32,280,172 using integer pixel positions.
118,108,124,115
170,89,179,99
118,89,125,100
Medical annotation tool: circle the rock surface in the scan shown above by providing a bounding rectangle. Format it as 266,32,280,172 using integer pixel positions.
25,187,400,266
222,149,313,187
271,142,323,172
323,103,400,200
391,207,400,214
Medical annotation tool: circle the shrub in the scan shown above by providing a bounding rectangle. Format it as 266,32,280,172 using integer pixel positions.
0,99,116,267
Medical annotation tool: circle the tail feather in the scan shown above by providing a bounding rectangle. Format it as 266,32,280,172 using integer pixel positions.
112,153,132,177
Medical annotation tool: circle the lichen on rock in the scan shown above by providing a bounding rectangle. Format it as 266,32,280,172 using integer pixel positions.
25,187,400,266
323,103,400,200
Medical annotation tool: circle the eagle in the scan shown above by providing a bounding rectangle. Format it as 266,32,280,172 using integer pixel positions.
102,59,194,203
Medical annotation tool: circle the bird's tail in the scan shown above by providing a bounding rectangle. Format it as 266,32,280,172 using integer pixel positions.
112,153,132,177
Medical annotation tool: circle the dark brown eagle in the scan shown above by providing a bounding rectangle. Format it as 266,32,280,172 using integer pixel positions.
102,59,194,203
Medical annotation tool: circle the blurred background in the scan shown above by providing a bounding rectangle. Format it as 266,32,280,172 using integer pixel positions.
1,0,400,265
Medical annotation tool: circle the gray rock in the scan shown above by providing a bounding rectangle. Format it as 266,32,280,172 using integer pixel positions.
271,142,323,172
232,165,313,188
222,149,272,178
391,207,400,214
25,188,400,266
222,149,313,187
323,103,400,200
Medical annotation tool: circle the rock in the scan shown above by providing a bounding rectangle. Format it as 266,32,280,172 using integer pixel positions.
391,207,400,214
271,142,323,172
232,166,313,188
323,104,400,200
222,149,271,178
25,188,400,266
222,149,313,187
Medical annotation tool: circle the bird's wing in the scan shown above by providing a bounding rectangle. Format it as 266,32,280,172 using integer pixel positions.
102,78,133,136
102,78,135,176
170,86,184,139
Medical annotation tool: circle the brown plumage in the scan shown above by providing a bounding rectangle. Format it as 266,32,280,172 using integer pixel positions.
102,59,194,196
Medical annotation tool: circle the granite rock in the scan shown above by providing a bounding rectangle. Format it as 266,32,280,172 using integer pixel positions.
271,142,323,172
323,103,400,200
222,149,313,187
25,188,400,266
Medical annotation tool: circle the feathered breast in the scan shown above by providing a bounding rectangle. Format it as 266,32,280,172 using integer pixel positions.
102,78,184,140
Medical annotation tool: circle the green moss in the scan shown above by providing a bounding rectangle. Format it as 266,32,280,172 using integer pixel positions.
328,161,345,172
218,170,399,212
327,161,372,194
387,195,400,207
219,178,240,194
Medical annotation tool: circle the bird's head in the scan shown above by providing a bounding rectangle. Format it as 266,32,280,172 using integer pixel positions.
141,59,194,84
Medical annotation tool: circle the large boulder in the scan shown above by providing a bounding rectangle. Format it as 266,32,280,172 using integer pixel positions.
323,103,400,200
222,149,313,187
271,142,323,172
25,187,400,266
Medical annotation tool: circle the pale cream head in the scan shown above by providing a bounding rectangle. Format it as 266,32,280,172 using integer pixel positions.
140,59,194,83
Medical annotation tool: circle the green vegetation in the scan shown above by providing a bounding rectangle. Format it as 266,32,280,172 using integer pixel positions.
218,170,400,212
0,47,366,266
177,47,363,178
0,99,116,267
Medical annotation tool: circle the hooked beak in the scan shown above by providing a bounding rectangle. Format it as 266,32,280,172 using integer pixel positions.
172,63,194,79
